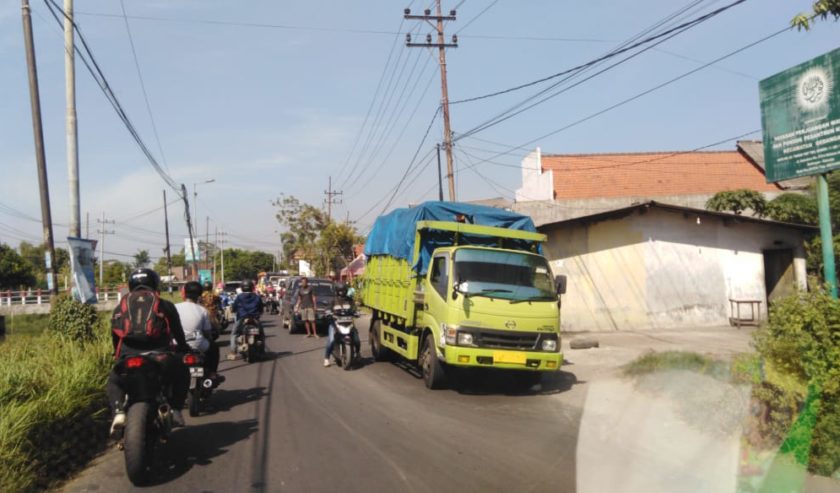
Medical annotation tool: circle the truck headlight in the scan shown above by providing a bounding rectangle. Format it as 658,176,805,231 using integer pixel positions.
541,339,557,352
457,332,474,346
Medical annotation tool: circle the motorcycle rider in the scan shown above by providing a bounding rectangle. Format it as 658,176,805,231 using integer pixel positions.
176,281,224,385
323,282,361,367
227,279,264,360
199,280,222,335
107,268,191,437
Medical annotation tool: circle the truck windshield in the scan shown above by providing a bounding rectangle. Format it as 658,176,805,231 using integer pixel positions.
453,248,555,301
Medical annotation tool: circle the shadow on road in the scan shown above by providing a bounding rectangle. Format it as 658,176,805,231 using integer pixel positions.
147,419,259,485
204,386,267,413
450,369,582,396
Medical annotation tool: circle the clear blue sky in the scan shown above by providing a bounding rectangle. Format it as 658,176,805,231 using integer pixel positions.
0,0,837,262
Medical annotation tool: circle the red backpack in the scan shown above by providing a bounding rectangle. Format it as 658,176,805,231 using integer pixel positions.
111,290,171,356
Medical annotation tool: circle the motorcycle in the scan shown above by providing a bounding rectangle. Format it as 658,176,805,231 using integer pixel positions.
184,353,216,417
329,305,359,371
113,351,183,486
263,293,279,315
235,317,265,363
214,307,229,332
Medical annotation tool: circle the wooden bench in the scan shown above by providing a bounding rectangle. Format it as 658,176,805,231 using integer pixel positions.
729,299,762,329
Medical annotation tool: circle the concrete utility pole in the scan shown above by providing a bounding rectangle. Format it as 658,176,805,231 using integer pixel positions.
405,1,458,201
64,0,80,238
96,212,114,287
162,190,172,287
218,229,228,284
21,0,58,295
180,184,198,281
324,176,343,223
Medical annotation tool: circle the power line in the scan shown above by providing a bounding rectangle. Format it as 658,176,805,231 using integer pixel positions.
454,0,498,34
43,0,179,193
450,0,745,106
453,25,788,170
374,107,442,218
118,0,170,172
345,61,439,199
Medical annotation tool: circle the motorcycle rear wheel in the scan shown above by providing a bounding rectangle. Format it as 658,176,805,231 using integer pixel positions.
124,402,152,486
189,386,201,417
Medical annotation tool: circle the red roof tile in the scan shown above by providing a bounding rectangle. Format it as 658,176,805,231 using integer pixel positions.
542,150,781,199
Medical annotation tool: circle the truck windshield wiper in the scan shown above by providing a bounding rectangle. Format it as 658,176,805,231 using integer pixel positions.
509,295,555,304
463,288,512,298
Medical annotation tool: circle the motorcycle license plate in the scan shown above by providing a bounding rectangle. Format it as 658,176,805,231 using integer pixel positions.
248,329,260,335
493,351,526,365
190,367,205,377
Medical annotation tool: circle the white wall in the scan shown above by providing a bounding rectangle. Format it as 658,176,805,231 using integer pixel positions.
515,148,554,202
543,208,809,332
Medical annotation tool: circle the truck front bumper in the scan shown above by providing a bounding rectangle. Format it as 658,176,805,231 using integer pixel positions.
441,346,563,371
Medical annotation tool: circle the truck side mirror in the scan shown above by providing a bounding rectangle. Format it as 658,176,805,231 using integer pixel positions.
555,275,567,296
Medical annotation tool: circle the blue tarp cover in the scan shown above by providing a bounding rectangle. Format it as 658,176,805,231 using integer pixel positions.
364,201,539,274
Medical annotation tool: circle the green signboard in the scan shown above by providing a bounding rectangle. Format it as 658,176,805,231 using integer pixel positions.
760,48,840,183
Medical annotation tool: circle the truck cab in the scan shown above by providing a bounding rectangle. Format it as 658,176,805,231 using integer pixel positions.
422,245,562,375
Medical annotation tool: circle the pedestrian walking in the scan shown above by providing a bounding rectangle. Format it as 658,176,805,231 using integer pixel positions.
295,277,318,338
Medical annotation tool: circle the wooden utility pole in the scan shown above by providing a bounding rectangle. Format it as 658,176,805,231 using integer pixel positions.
21,0,58,295
64,0,81,238
324,176,343,222
405,2,458,201
436,143,444,201
162,190,172,286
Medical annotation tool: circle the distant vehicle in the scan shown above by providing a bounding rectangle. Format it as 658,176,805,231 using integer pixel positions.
258,271,289,293
222,281,243,297
280,277,336,333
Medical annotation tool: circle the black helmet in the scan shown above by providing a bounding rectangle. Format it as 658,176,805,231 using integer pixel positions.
128,268,160,291
242,280,254,292
202,281,213,292
336,282,348,297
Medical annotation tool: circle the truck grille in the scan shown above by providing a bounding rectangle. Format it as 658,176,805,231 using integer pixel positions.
472,329,540,350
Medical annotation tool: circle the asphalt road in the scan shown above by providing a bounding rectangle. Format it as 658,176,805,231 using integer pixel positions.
62,312,584,493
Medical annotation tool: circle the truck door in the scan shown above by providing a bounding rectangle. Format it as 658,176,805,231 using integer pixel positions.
426,253,450,340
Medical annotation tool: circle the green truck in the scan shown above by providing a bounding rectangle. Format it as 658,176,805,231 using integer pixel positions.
361,202,565,389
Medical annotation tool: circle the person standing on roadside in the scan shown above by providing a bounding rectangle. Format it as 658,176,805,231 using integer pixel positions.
295,277,318,338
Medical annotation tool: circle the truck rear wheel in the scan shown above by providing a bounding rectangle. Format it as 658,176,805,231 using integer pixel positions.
370,319,393,362
420,333,446,390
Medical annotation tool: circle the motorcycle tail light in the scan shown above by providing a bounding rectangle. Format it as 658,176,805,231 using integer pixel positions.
183,354,199,366
126,356,144,369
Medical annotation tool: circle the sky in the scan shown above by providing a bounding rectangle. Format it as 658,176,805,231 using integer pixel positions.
0,0,838,264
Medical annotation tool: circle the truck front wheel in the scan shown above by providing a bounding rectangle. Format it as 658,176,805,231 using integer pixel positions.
370,320,393,362
420,333,446,390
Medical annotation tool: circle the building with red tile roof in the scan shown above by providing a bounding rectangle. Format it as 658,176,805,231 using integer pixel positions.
512,142,790,226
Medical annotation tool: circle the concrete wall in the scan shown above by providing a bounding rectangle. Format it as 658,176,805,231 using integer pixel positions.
542,208,808,332
515,148,554,202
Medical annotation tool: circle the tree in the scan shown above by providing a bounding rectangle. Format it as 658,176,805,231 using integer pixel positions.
102,260,131,286
316,222,362,274
18,241,69,288
133,249,150,269
153,250,185,274
705,189,768,216
273,194,327,264
765,193,819,224
222,248,275,281
0,244,36,288
792,0,840,30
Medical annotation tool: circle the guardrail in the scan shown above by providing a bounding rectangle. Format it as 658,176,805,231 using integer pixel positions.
0,289,123,306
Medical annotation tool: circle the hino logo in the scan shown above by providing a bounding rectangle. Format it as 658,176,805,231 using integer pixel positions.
505,320,516,330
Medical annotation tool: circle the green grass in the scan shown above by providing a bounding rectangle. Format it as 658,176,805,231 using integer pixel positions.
622,350,760,384
1,313,51,337
0,319,113,492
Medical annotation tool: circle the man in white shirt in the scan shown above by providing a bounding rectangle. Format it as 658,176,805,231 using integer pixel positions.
176,281,224,384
